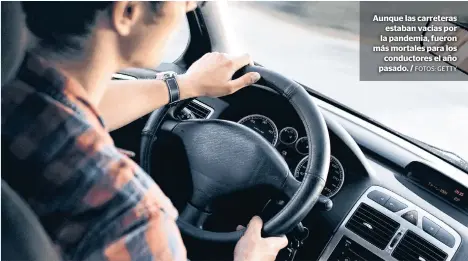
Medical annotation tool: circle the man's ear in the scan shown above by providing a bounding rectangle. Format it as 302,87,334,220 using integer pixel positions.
111,1,143,36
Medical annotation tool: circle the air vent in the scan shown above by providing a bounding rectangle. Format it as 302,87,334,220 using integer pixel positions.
184,100,213,119
392,230,447,261
345,203,400,249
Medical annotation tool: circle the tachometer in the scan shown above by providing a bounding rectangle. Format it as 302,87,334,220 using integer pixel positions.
294,155,345,197
238,114,278,146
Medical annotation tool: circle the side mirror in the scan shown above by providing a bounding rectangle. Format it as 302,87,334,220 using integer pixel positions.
421,21,468,74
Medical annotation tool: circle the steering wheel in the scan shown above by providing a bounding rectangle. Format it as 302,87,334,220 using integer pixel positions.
140,66,330,242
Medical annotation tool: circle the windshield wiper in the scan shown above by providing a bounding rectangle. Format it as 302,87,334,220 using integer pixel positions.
403,136,468,173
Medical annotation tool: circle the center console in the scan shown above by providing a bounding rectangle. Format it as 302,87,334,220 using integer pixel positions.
319,186,461,261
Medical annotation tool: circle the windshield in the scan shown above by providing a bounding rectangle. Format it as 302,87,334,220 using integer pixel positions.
227,2,468,163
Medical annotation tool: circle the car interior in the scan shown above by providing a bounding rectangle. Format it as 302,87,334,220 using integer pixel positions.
2,2,468,261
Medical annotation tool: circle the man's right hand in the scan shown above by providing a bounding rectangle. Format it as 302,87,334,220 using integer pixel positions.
234,216,288,261
178,52,261,100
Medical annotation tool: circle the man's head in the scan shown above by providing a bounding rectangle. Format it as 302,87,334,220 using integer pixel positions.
22,1,197,68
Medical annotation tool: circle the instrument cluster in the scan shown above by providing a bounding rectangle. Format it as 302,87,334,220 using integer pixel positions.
238,114,345,198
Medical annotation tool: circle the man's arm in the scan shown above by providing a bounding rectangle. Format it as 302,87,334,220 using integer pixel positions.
98,53,261,131
99,76,195,131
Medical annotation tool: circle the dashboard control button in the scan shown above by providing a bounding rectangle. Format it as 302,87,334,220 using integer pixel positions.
384,197,408,212
435,228,455,248
401,210,418,225
422,217,440,236
367,190,390,206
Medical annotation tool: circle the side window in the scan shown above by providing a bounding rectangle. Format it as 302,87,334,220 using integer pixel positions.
161,17,190,63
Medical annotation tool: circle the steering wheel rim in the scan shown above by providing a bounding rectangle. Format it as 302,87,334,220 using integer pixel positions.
140,65,330,242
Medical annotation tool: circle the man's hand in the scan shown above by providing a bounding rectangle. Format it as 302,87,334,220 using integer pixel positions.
234,216,288,261
178,52,261,99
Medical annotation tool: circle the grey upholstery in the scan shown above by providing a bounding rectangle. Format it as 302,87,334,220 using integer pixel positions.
1,2,60,261
1,1,28,85
1,181,61,261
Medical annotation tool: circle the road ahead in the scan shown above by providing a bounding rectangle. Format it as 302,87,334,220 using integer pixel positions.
227,4,468,160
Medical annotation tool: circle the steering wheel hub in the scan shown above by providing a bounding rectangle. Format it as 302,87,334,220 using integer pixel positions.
171,119,290,209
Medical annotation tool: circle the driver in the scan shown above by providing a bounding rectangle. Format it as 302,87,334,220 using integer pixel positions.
2,1,288,261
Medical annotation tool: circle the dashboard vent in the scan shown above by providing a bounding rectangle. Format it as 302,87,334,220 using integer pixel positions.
392,230,447,261
184,100,213,119
345,203,400,249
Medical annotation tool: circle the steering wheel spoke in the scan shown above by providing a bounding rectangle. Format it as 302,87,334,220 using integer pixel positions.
281,174,302,199
265,168,301,198
159,118,181,133
179,203,211,229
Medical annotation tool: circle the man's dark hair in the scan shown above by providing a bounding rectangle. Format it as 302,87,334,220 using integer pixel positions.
22,1,164,53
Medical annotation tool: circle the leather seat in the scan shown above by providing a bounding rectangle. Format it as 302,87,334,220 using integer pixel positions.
1,2,60,260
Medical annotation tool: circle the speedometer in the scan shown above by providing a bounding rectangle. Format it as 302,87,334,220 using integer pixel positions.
238,114,278,146
294,155,345,197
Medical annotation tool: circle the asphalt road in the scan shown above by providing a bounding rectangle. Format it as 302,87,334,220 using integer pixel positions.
162,4,468,161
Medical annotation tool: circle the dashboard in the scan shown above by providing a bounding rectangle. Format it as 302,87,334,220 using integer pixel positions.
110,72,468,261
168,84,468,261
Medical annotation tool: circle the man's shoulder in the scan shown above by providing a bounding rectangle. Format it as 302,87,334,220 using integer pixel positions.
3,79,86,138
2,78,77,122
2,79,134,211
1,78,116,166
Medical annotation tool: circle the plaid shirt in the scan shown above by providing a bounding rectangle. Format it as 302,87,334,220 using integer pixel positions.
1,54,186,261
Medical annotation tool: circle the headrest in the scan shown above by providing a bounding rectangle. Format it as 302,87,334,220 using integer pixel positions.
1,2,28,86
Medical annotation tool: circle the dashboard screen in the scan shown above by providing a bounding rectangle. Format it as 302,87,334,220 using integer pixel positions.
407,162,467,212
